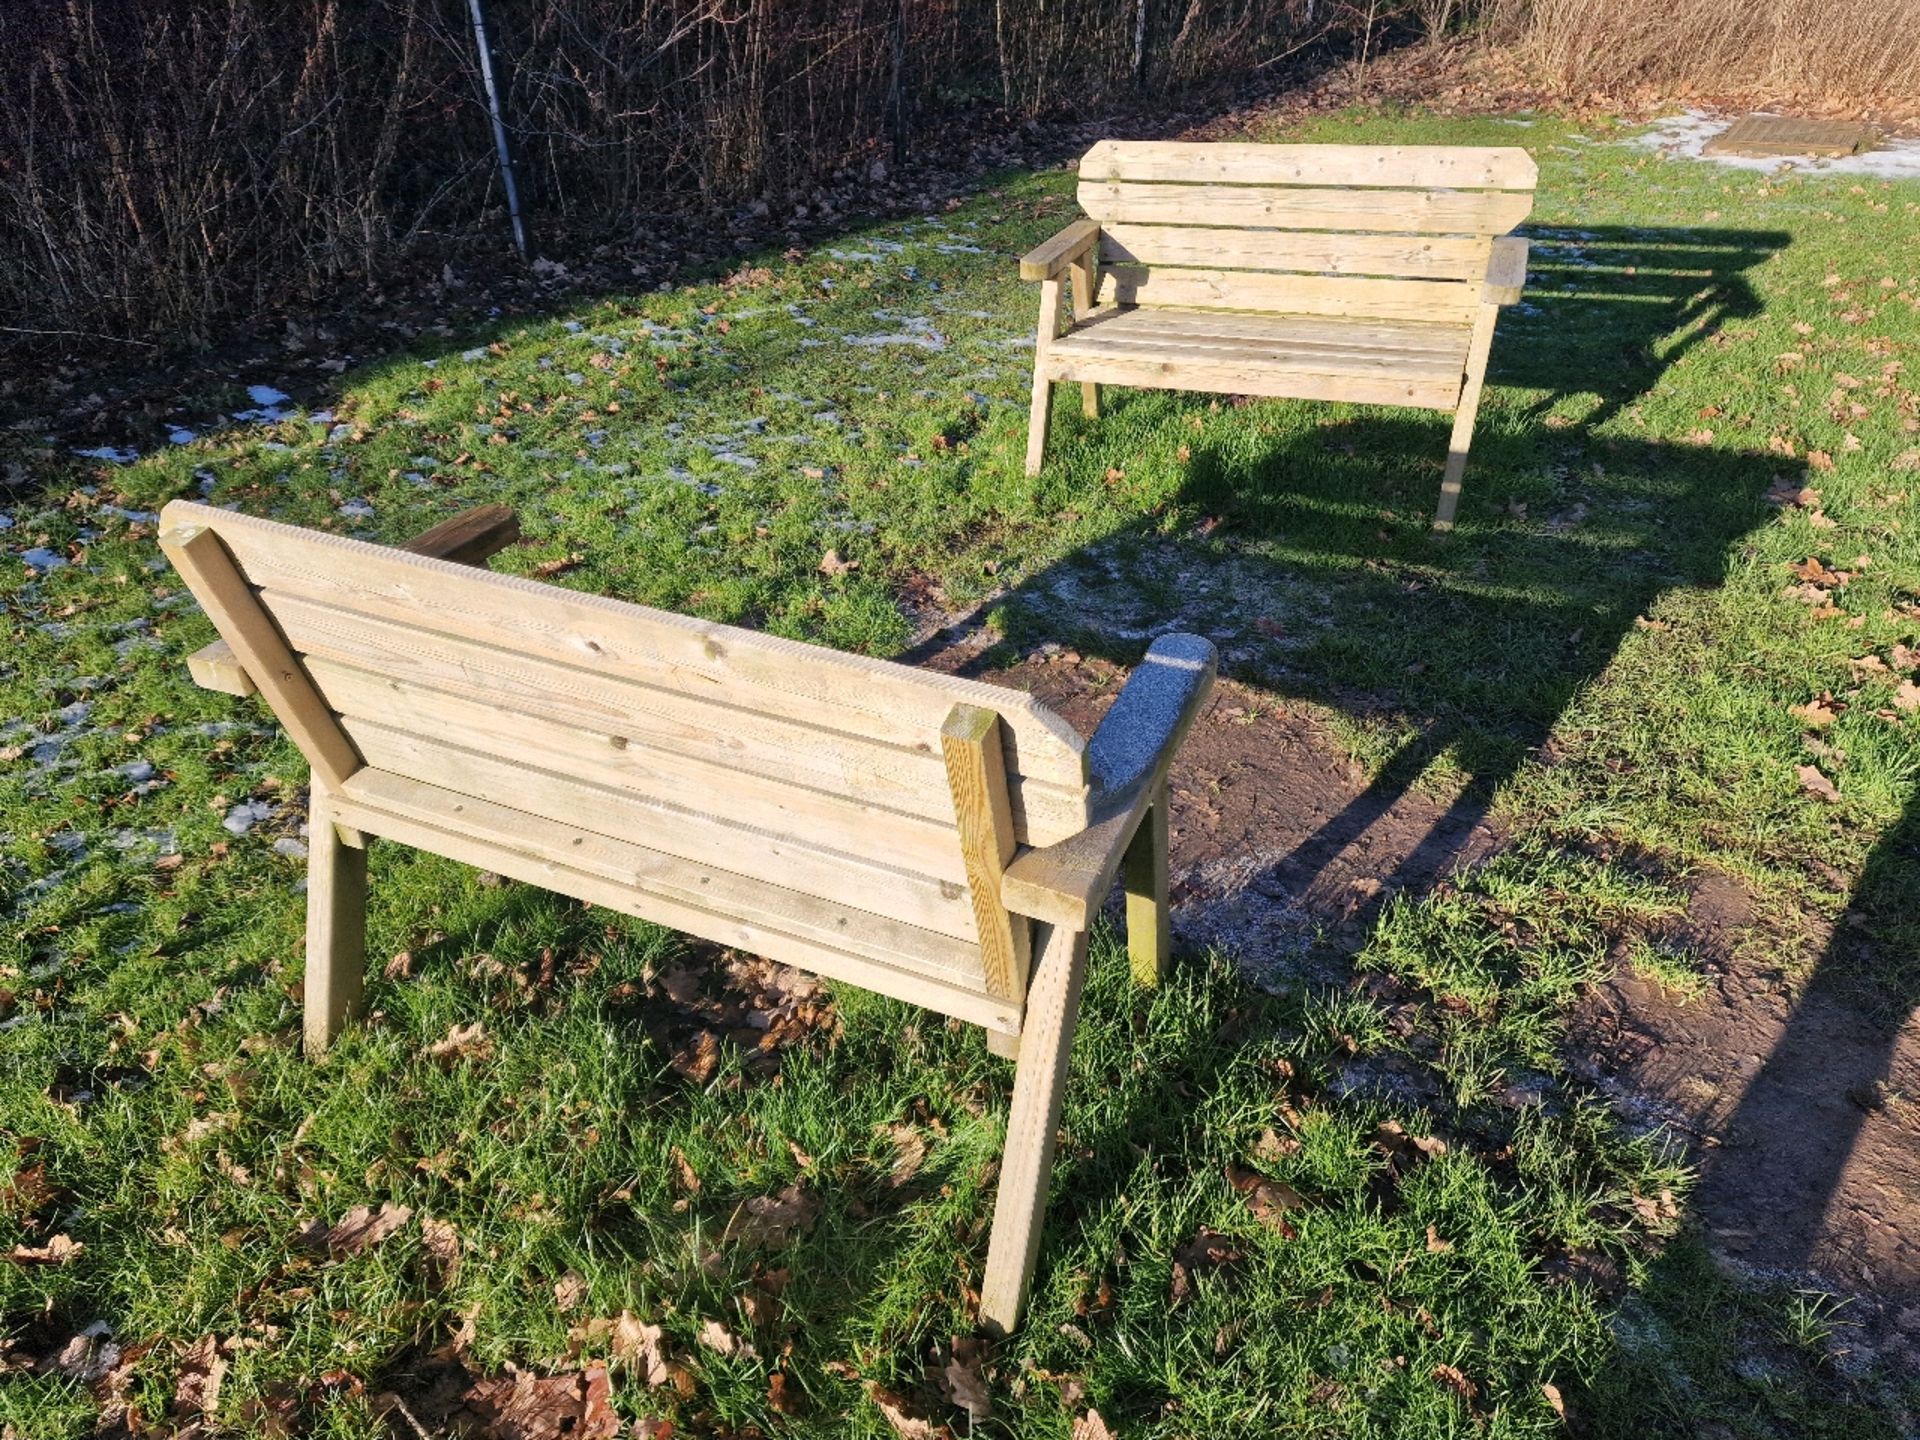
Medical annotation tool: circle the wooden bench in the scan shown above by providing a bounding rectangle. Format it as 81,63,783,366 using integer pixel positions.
1021,141,1537,528
160,500,1215,1334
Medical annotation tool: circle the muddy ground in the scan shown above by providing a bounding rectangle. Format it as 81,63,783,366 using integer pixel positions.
933,633,1920,1357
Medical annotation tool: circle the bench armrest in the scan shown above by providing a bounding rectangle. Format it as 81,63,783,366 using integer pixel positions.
184,503,522,697
1019,219,1102,282
1484,236,1529,305
1001,634,1216,928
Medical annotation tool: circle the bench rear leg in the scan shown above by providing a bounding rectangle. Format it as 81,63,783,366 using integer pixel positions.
1025,278,1065,477
304,785,368,1054
1122,779,1171,986
1069,261,1100,419
979,921,1089,1335
1436,304,1501,531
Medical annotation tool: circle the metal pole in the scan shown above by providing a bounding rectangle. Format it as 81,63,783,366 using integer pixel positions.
466,0,527,260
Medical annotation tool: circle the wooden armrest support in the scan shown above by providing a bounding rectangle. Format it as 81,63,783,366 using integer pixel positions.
1019,219,1102,281
1484,236,1529,305
184,503,522,697
1001,634,1216,928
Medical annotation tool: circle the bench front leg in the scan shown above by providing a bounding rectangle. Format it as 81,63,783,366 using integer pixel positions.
1437,303,1501,531
1122,776,1170,985
979,919,1090,1335
304,781,369,1054
1025,277,1064,476
1069,255,1101,419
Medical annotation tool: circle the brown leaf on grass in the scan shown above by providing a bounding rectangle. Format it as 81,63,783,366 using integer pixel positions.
300,1202,413,1257
1072,1409,1115,1440
818,549,858,576
1170,1226,1243,1304
1849,653,1890,679
1426,1224,1454,1254
1252,1127,1300,1164
1542,1380,1567,1418
7,1233,81,1265
697,1319,751,1358
1,1162,56,1219
867,1383,938,1439
421,1215,460,1285
174,1335,230,1421
610,1312,681,1391
460,1363,621,1440
1432,1363,1477,1404
724,1182,819,1250
1894,679,1920,712
427,1021,493,1068
877,1123,928,1186
1765,479,1821,508
670,1029,721,1084
1789,556,1852,588
553,1272,588,1313
1224,1162,1304,1234
1797,764,1841,802
530,552,585,579
1789,694,1844,729
670,1146,701,1195
384,950,414,980
1807,450,1835,472
939,1339,992,1423
1372,1120,1447,1171
1892,449,1920,473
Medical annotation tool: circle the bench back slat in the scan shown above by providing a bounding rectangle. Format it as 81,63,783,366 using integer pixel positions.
160,502,1095,1020
1074,141,1535,324
1079,139,1538,190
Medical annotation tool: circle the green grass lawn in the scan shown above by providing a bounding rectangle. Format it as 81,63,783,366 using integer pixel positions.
5,106,1919,1436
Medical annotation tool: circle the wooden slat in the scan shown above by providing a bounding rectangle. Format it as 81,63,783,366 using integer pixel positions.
1040,349,1461,410
331,775,1017,1034
1099,224,1492,281
158,523,361,790
160,501,1089,791
1099,266,1482,324
339,768,986,987
1080,140,1539,191
1485,235,1529,305
274,596,1089,845
1077,306,1472,357
307,654,971,886
341,719,982,942
184,503,523,699
1077,181,1534,236
942,706,1031,1004
1052,324,1467,379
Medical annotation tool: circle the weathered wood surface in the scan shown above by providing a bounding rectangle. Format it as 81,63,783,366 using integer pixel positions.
162,499,1214,1334
1025,140,1537,524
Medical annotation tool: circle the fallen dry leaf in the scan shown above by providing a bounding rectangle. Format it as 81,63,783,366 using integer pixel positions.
877,1122,928,1187
553,1271,588,1313
697,1319,750,1357
1225,1162,1304,1234
1073,1409,1115,1440
723,1182,819,1249
421,1215,460,1285
7,1233,82,1265
300,1202,413,1257
427,1021,493,1068
1789,694,1843,729
1432,1362,1477,1403
868,1383,938,1439
940,1339,993,1423
1170,1226,1243,1304
459,1362,621,1440
1894,679,1920,712
174,1335,230,1421
670,1029,720,1084
1426,1224,1454,1254
1797,764,1841,803
1807,450,1835,472
818,549,858,576
611,1312,674,1390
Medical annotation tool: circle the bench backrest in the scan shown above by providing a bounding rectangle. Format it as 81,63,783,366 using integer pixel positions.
1077,141,1537,326
159,501,1092,1032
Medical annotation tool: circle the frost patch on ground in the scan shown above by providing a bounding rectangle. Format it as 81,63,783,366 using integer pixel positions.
1629,111,1920,179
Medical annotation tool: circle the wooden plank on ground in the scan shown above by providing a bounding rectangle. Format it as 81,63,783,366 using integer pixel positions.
1703,114,1875,158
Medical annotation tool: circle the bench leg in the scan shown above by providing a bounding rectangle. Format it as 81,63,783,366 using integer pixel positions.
304,785,368,1055
979,921,1089,1335
1080,382,1101,420
1025,367,1055,477
1123,779,1170,986
1436,304,1500,531
987,1029,1020,1061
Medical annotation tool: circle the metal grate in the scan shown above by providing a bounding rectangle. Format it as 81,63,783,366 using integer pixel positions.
1703,114,1877,158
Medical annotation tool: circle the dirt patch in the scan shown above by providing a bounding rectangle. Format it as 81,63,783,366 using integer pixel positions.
1572,869,1920,1318
923,633,1505,982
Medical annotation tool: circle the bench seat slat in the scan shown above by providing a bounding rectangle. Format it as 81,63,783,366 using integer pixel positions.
1042,350,1461,410
331,772,1014,1033
1099,224,1493,281
1052,312,1470,380
341,719,984,943
1080,139,1538,190
1078,181,1535,236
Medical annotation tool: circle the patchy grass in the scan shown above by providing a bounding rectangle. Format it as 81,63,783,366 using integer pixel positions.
5,106,1920,1435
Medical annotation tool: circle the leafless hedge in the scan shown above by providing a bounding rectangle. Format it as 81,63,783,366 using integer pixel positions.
0,0,1330,347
